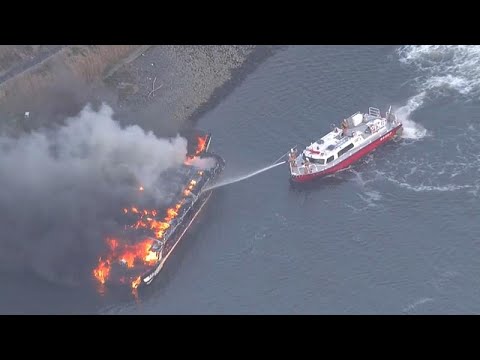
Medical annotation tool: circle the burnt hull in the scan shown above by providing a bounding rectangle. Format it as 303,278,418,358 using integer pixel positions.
138,152,225,288
291,124,402,183
140,188,214,286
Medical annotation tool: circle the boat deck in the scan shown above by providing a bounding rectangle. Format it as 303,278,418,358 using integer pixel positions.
290,123,396,177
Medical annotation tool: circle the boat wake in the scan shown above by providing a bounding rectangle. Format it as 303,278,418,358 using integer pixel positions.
360,45,480,195
397,45,480,99
395,45,480,141
394,93,428,140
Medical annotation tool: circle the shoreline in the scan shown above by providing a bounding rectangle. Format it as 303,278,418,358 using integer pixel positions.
184,45,283,128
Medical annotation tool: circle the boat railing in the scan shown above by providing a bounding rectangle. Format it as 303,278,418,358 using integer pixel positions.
368,107,381,117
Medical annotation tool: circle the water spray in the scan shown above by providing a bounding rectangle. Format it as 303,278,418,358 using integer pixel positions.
202,160,286,192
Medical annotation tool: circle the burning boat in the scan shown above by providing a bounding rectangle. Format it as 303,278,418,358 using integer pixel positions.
93,132,225,291
287,106,403,183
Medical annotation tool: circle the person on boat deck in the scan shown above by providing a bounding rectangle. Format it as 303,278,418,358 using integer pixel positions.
341,119,348,136
289,155,297,167
289,148,298,163
304,157,311,174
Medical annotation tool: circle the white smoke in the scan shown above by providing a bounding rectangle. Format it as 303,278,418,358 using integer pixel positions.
0,103,188,286
189,156,217,170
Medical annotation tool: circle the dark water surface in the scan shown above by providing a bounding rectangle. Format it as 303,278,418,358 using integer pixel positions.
3,45,480,314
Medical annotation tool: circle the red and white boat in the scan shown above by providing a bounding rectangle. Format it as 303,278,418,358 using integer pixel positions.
288,106,403,183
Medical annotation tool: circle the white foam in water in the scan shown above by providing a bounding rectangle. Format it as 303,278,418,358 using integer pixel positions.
402,297,434,314
394,93,428,140
394,45,480,140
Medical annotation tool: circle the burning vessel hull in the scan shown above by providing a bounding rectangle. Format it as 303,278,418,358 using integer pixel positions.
94,132,225,291
139,152,224,287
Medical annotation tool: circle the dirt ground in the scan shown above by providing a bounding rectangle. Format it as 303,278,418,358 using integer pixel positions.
0,45,276,137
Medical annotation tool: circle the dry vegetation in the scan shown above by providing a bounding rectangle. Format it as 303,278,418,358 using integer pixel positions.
0,45,143,105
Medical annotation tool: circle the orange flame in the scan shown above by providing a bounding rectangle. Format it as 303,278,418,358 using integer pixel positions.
132,276,141,289
108,238,119,251
194,135,208,156
92,237,158,285
184,135,208,165
93,258,110,285
93,154,204,291
183,179,197,196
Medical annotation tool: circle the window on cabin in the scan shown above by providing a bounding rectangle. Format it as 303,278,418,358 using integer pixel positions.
327,155,334,163
337,143,354,157
306,157,325,165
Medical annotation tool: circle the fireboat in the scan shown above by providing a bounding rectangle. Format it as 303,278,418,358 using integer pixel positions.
287,106,403,183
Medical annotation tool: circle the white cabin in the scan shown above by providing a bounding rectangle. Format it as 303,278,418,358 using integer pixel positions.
300,108,387,165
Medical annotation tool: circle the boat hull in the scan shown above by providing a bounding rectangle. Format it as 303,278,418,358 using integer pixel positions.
139,189,214,287
102,150,225,291
291,124,402,183
138,153,224,288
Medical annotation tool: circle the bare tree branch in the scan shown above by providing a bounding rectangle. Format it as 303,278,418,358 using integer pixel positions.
147,76,163,98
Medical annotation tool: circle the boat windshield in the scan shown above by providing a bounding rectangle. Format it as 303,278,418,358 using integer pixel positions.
307,157,325,165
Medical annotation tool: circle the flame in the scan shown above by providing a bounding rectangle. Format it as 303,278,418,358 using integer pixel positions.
145,250,159,263
139,186,144,192
183,179,197,196
132,276,141,289
131,276,141,299
184,135,208,165
93,258,111,285
92,237,158,285
108,238,119,251
93,154,204,292
194,135,208,156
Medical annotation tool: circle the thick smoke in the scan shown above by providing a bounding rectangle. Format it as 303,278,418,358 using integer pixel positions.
190,156,217,170
0,103,188,286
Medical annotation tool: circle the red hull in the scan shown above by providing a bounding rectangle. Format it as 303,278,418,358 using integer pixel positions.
291,124,402,183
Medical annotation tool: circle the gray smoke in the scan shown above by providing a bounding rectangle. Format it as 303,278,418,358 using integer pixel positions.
190,156,217,170
0,103,188,286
